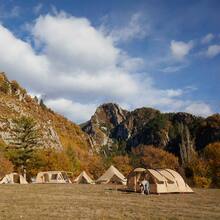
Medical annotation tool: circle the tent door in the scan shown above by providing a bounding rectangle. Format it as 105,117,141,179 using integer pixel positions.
43,173,49,182
13,174,20,183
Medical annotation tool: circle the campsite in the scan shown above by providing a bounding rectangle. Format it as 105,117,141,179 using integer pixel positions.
0,166,220,219
0,184,219,220
0,1,220,219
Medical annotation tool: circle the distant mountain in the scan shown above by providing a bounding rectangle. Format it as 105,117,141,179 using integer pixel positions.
0,72,91,155
81,103,220,157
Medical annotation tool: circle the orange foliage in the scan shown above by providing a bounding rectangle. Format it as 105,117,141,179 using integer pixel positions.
132,145,180,170
112,155,132,176
0,153,14,179
84,155,105,179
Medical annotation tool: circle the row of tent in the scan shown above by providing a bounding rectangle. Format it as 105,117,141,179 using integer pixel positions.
0,166,126,185
0,166,193,194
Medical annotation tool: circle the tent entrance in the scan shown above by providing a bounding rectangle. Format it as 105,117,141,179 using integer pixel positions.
43,173,49,182
13,174,20,183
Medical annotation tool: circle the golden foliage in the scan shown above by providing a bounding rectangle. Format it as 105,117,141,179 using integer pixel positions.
0,153,14,179
112,155,132,176
132,145,180,170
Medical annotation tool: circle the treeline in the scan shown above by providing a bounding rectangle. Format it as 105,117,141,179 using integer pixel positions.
0,116,219,187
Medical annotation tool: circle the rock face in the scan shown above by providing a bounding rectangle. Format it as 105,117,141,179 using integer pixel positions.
0,72,91,152
81,103,128,151
82,103,220,155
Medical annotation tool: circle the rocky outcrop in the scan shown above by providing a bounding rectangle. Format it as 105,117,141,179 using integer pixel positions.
0,73,91,152
81,103,128,151
82,103,220,155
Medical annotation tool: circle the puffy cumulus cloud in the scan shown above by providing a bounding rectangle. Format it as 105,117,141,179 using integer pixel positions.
184,102,213,117
170,40,193,60
206,45,220,58
0,12,213,122
45,98,96,122
0,25,49,87
201,33,214,44
33,13,119,72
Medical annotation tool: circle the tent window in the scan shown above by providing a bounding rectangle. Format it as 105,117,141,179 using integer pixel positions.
61,172,68,180
51,174,58,180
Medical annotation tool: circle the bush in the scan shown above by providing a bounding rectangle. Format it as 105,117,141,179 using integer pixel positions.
112,155,132,176
193,176,211,188
131,145,180,170
203,142,220,187
0,153,14,179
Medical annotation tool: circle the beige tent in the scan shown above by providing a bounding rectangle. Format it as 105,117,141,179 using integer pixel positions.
96,165,127,185
73,171,94,184
127,168,193,193
0,173,28,184
36,171,72,184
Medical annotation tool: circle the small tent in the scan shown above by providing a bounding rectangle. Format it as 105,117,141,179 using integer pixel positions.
0,173,28,184
96,165,127,185
73,171,94,184
127,168,193,193
36,171,72,184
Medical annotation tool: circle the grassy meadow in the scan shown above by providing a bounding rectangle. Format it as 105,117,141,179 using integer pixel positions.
0,184,219,220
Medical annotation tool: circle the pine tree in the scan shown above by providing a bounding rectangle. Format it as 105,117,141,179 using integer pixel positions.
7,116,42,176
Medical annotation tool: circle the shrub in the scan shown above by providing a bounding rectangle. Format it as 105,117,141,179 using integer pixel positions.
203,142,220,187
131,145,180,170
0,153,14,179
112,155,132,176
193,176,211,188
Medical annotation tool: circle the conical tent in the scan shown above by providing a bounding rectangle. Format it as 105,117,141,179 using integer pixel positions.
96,165,127,185
74,171,94,184
0,173,28,184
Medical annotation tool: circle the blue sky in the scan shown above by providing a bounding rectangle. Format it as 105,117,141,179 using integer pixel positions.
0,0,219,122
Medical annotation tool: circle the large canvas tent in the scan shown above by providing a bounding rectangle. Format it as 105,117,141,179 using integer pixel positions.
73,171,94,184
127,168,193,193
0,173,28,184
96,165,127,185
36,171,72,184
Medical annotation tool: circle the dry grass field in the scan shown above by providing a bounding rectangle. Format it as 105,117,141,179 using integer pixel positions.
0,184,219,220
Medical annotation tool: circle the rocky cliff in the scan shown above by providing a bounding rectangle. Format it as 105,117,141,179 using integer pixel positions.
82,103,220,156
0,72,91,154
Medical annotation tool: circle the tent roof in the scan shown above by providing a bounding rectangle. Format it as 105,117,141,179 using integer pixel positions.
97,165,126,183
157,169,175,183
133,168,146,172
74,171,93,183
147,169,166,183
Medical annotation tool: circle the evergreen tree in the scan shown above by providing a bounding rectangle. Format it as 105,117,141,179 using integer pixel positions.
7,116,41,176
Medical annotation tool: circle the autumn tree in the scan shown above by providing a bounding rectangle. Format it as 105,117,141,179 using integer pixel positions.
0,153,14,179
26,148,74,178
131,145,180,170
112,155,132,176
85,155,105,179
204,142,220,187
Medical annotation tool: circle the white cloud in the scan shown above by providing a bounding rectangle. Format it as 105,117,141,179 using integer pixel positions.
46,98,96,122
106,12,149,43
206,45,220,58
170,40,193,60
185,102,213,117
0,5,20,19
0,12,213,122
33,3,43,14
160,64,187,73
201,33,214,44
